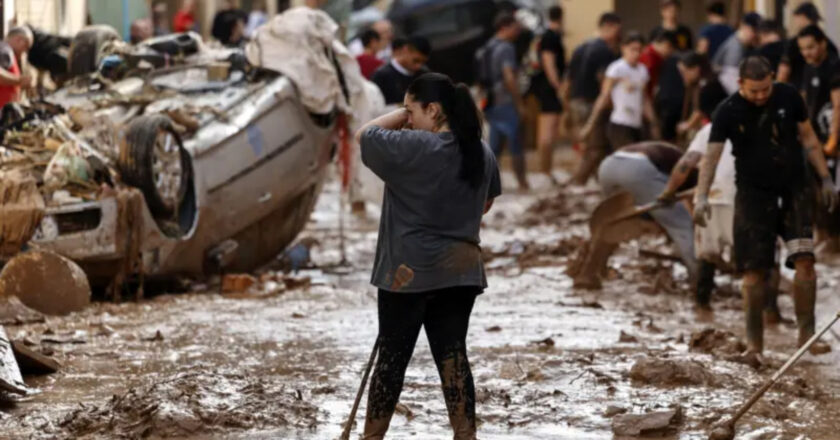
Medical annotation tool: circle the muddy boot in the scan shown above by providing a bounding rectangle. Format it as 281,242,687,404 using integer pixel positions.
792,277,832,355
437,354,477,440
512,154,530,190
695,260,716,308
742,276,765,354
362,417,391,440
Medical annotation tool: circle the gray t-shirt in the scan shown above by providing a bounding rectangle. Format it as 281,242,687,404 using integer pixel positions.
360,127,502,293
712,34,748,68
488,38,518,107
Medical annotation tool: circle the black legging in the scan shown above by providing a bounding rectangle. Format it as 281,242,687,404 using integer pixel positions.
364,286,480,440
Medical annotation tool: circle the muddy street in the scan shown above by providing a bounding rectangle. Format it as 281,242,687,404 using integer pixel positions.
2,170,840,439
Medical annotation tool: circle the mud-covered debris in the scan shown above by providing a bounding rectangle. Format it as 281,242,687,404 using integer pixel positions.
291,312,306,319
530,337,555,347
42,330,88,345
283,276,312,290
521,190,595,226
394,402,415,421
556,300,604,309
486,325,502,332
143,330,164,342
619,331,639,343
689,328,746,357
485,236,586,269
611,406,682,436
629,357,714,386
222,274,257,293
11,340,61,374
0,325,26,395
58,371,320,438
0,296,45,326
604,405,628,418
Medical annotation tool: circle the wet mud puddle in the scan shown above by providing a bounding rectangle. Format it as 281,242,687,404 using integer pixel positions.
2,176,840,439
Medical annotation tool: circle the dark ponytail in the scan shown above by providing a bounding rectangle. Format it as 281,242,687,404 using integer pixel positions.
407,73,486,189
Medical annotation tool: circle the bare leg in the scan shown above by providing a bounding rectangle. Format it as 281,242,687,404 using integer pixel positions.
537,113,560,183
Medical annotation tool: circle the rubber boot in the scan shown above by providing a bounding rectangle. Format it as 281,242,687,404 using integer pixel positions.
742,276,765,354
695,259,716,308
792,276,832,355
362,417,391,440
438,354,477,440
512,154,530,190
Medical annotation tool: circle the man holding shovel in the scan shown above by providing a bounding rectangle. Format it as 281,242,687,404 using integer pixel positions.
573,141,698,289
694,56,837,356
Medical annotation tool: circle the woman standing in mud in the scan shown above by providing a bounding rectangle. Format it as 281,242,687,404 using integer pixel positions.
354,72,501,440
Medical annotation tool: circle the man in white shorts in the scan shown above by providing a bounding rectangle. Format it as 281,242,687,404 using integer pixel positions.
658,86,734,312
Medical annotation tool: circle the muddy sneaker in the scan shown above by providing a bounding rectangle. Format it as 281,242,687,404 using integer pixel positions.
730,349,764,369
800,336,832,355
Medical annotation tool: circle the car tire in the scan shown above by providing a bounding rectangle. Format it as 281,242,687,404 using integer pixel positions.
68,25,120,77
119,115,192,219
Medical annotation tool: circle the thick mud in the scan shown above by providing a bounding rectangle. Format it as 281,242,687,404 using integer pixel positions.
2,166,840,439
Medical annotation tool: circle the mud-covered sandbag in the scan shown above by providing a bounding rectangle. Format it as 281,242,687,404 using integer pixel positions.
0,171,45,257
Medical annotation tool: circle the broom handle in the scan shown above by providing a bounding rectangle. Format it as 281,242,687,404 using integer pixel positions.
339,337,380,440
729,311,840,424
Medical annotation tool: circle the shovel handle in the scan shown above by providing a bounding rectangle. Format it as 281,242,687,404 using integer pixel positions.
609,189,694,225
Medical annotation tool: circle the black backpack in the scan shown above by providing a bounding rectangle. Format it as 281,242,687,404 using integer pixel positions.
474,39,499,107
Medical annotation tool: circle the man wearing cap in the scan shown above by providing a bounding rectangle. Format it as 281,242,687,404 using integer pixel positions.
778,2,838,88
713,12,761,94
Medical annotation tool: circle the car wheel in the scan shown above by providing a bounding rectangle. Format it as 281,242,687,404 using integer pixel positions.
119,115,192,219
68,25,120,77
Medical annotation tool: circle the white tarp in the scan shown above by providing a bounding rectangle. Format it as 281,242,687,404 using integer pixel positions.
245,7,385,205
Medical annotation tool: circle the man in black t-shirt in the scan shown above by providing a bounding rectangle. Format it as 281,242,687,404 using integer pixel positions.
799,25,840,254
778,2,838,89
371,36,431,105
648,0,693,52
568,12,621,185
757,19,784,72
534,6,566,184
696,56,837,356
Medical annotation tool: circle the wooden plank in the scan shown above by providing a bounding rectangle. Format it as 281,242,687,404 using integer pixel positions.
11,341,61,375
0,325,27,395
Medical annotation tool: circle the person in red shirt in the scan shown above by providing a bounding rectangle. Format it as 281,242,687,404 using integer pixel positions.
356,29,384,80
640,29,676,98
173,0,198,33
0,27,33,110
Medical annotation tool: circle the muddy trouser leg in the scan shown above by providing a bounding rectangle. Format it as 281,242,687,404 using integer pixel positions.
601,155,698,280
571,101,610,185
696,259,716,307
364,290,426,440
423,287,479,440
734,186,786,353
486,104,528,187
